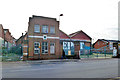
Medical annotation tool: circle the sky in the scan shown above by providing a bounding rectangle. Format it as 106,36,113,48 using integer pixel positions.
0,0,119,43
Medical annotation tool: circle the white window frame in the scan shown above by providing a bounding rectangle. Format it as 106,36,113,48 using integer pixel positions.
50,42,55,54
42,42,48,54
34,24,40,33
34,42,40,54
50,26,55,34
42,25,48,33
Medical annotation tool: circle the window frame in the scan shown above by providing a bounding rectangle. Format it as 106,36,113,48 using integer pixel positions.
34,42,40,54
50,42,55,54
42,25,48,33
42,42,48,54
34,24,40,33
80,42,84,50
50,26,55,34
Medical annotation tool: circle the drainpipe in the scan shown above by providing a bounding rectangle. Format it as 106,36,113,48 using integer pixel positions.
21,33,23,56
4,32,5,47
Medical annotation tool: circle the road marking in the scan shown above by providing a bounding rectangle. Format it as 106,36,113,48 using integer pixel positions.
10,67,58,72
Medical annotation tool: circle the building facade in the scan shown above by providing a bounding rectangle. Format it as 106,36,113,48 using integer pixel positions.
4,29,16,49
0,24,16,49
26,15,60,60
60,30,92,58
19,15,92,60
93,39,120,57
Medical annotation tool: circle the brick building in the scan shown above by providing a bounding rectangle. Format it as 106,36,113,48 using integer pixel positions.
93,39,120,56
17,15,92,60
0,24,4,48
4,29,16,49
0,24,16,49
93,39,120,49
26,15,60,60
60,30,92,58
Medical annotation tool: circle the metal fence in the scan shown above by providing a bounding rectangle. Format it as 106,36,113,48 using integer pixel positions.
79,46,113,59
1,44,23,61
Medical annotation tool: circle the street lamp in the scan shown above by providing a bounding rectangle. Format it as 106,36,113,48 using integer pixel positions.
59,14,63,27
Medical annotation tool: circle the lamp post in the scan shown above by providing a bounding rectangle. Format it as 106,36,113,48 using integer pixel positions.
59,14,63,27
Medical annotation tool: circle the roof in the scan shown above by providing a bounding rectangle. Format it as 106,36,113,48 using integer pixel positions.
16,32,28,43
59,30,70,39
93,39,120,46
4,29,11,35
99,39,120,43
29,15,57,21
69,30,92,40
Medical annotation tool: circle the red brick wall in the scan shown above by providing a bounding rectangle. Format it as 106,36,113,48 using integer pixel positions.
85,42,90,47
94,40,108,49
71,31,91,40
27,16,60,60
0,24,4,39
59,30,69,39
4,30,13,43
74,42,80,55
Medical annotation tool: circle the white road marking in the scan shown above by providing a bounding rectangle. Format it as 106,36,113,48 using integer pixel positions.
10,67,59,72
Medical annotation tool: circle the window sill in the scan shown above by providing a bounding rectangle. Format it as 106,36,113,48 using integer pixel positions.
50,53,55,55
34,53,40,54
42,32,48,34
34,32,40,33
50,33,55,35
42,53,48,55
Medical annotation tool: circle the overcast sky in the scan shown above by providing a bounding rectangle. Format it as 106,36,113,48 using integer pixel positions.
0,0,119,43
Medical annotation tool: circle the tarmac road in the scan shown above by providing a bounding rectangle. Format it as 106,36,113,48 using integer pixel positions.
1,58,119,78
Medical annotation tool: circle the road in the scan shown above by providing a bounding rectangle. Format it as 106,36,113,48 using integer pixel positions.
2,58,119,78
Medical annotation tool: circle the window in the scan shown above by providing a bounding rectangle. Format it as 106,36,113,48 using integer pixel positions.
34,42,40,54
43,35,47,40
80,42,84,49
50,26,55,33
42,25,48,33
42,42,48,54
34,24,40,33
50,43,55,54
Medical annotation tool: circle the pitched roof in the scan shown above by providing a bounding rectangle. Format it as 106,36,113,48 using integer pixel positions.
93,39,120,46
69,30,92,40
4,29,11,35
99,39,120,43
59,30,70,39
16,32,28,43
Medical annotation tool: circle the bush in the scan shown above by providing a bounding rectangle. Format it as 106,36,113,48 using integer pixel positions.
2,53,21,62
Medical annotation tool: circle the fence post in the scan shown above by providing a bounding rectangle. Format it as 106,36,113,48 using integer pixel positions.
104,47,106,58
87,50,89,58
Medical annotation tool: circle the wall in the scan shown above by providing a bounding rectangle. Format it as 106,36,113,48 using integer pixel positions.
27,16,60,60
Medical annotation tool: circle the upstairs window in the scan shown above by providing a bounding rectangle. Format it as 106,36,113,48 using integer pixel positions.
50,26,55,34
34,24,40,33
42,25,48,33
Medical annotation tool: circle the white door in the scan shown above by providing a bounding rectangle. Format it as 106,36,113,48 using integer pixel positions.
50,43,55,54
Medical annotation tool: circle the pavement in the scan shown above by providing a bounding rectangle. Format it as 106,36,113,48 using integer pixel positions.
24,58,113,64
